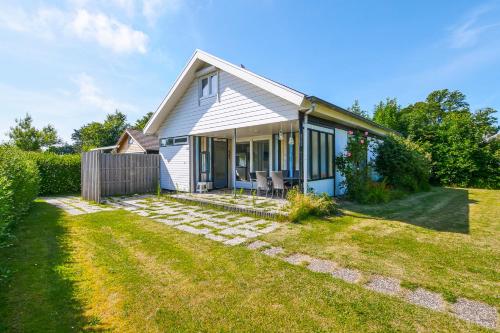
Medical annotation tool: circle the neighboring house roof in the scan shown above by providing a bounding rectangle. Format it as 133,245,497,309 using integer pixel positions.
117,128,159,152
144,49,393,136
485,132,500,143
90,145,118,152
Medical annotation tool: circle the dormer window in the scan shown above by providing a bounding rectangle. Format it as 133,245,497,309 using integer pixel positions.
199,72,218,100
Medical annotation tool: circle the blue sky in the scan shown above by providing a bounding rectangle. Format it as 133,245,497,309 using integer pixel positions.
1,0,499,142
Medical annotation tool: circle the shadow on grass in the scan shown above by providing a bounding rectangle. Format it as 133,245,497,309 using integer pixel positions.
339,187,474,234
0,201,99,332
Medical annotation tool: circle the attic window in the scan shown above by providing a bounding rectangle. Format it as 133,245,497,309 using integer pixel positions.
199,72,218,99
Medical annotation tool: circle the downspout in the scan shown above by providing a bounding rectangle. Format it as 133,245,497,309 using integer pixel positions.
302,102,316,194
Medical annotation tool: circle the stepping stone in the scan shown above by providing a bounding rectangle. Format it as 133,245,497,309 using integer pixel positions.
331,268,362,284
261,246,284,257
451,298,498,329
156,219,185,226
247,240,270,250
224,237,247,246
406,288,445,312
365,276,401,295
307,258,337,273
134,210,150,217
175,225,210,235
259,222,280,234
204,233,228,242
284,253,312,265
193,221,225,229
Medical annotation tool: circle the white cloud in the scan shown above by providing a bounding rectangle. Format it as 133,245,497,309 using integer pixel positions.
71,9,148,53
0,5,66,39
0,4,148,54
449,4,500,48
142,0,182,25
75,73,136,112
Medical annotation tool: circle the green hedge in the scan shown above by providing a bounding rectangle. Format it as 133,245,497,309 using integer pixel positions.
0,146,40,242
27,152,81,195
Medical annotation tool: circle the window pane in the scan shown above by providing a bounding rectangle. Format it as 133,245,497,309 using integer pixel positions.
311,131,319,179
201,78,209,97
253,140,269,174
209,74,217,95
328,134,334,177
236,142,250,181
320,132,327,178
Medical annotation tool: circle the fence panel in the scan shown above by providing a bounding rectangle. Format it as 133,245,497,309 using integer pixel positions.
81,152,159,202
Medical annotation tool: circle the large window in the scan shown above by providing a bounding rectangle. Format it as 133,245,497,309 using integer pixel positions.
236,142,250,181
308,129,334,180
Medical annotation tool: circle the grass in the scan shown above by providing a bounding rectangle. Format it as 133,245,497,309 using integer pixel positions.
262,187,500,307
0,200,490,332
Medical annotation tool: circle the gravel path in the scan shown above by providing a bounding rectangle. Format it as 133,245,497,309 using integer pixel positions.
406,288,445,312
451,298,498,329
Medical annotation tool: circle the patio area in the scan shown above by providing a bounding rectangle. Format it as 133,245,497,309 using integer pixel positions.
170,189,289,219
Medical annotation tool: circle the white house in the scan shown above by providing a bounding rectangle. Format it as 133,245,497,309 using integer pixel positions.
144,50,393,196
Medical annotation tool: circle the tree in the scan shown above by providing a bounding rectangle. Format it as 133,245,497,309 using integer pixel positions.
373,98,401,131
8,113,61,151
347,100,370,118
391,89,499,188
72,110,129,152
132,112,153,130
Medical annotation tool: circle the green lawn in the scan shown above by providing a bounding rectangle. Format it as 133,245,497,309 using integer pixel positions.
263,187,500,308
0,199,493,332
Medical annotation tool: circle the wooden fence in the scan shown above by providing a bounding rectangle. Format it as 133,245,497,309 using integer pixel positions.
82,151,160,203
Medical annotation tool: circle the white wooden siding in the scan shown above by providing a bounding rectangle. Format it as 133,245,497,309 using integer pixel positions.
159,144,190,191
157,70,299,138
309,179,335,196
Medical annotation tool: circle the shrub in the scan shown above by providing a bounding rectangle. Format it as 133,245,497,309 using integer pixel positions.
0,145,40,242
26,152,81,195
375,135,430,192
286,187,337,222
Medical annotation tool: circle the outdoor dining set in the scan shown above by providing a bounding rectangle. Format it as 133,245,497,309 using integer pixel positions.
251,170,300,198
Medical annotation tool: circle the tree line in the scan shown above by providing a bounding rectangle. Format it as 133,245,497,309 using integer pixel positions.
6,111,153,154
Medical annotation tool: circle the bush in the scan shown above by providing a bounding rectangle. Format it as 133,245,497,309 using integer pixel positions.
0,145,40,242
26,152,81,195
375,135,431,192
286,187,337,222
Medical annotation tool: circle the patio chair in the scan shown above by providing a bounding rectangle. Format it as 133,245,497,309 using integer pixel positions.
271,170,287,198
256,171,270,197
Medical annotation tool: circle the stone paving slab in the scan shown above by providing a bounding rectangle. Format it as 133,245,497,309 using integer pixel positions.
451,298,498,329
365,276,401,296
204,233,228,242
247,240,270,250
406,288,446,312
224,237,247,246
262,246,284,257
175,225,210,235
331,268,362,284
284,253,313,265
307,258,337,273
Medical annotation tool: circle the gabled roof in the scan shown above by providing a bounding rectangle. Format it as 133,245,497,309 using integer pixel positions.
144,49,306,134
144,49,395,136
117,128,159,151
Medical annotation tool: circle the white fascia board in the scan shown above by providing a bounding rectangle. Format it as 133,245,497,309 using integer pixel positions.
144,49,305,135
